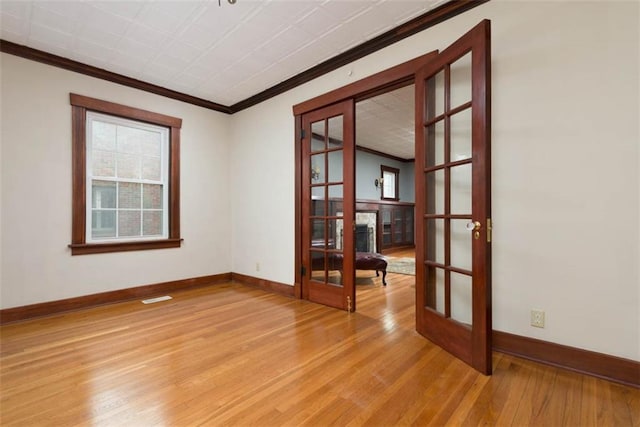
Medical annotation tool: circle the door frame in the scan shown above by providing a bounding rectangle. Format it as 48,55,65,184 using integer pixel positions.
293,52,438,297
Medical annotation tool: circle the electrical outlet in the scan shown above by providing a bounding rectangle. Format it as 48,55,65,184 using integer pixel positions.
531,309,545,328
256,262,260,272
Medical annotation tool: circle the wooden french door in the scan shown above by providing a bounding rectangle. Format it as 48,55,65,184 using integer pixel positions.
301,100,355,311
415,20,492,374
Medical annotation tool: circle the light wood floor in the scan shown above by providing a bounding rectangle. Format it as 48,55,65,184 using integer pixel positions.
1,273,638,426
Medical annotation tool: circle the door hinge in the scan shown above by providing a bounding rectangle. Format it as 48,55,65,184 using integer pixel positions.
347,296,352,312
300,129,306,139
301,265,306,276
487,218,492,243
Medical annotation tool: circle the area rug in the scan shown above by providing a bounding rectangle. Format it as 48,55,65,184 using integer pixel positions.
385,256,416,275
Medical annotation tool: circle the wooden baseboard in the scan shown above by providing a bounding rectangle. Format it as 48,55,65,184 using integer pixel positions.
231,273,295,298
493,330,640,388
0,273,232,324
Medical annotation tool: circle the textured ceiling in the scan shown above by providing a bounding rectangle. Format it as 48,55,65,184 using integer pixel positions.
356,84,415,159
0,0,432,158
0,0,446,106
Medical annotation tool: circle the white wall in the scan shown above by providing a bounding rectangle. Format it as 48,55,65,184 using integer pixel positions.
231,1,639,361
0,54,232,308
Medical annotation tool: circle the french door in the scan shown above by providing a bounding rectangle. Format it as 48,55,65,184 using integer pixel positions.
301,100,355,311
415,20,492,374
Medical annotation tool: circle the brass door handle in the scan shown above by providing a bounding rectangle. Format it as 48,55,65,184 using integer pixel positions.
466,221,482,231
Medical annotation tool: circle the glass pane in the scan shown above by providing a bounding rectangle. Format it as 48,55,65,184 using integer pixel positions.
92,180,116,209
424,218,445,265
450,272,472,325
118,182,141,209
117,153,141,179
426,70,445,119
327,115,343,145
382,169,397,199
450,108,472,161
117,125,143,154
425,266,445,314
328,218,342,250
425,169,445,215
393,209,402,243
92,121,116,151
91,210,116,238
327,253,343,286
311,251,325,282
92,150,116,177
311,187,325,216
450,164,472,215
311,121,325,152
143,211,162,236
327,184,343,204
311,219,325,249
405,209,414,242
310,153,325,184
143,184,163,209
426,119,444,168
327,150,343,183
142,156,161,181
450,52,472,109
450,220,472,272
140,132,161,157
118,210,141,237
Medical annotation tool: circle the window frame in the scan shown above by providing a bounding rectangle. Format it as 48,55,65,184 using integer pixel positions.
380,165,400,201
69,93,182,255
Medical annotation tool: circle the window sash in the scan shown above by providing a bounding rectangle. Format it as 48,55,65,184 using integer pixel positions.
85,112,169,243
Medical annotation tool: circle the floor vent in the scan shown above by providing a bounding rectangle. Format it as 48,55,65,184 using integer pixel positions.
142,295,172,304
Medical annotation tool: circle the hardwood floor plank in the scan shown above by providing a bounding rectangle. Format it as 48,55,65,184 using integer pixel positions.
1,276,639,426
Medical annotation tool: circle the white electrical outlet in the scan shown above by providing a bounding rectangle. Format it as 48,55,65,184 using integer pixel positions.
531,309,545,328
256,262,260,271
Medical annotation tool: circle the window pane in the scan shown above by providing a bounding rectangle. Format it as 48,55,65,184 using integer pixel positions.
117,126,143,154
91,210,116,238
92,180,116,209
141,132,161,157
92,150,116,177
117,153,141,179
92,121,116,151
143,184,163,209
142,156,161,181
143,211,163,236
119,210,141,237
118,182,141,209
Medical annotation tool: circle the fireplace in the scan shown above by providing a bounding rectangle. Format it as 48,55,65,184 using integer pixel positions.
355,224,369,252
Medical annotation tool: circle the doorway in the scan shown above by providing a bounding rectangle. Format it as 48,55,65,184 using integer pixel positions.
294,19,492,374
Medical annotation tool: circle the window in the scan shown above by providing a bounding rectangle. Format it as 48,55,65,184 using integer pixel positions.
381,165,399,201
69,94,182,255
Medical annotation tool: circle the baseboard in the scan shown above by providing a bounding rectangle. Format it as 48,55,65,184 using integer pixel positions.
493,330,640,388
0,273,232,324
231,273,295,298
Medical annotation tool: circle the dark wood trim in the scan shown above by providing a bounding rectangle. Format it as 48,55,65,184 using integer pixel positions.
1,40,232,114
493,331,640,388
231,273,295,298
356,145,414,163
294,115,303,299
0,273,232,324
70,93,182,127
69,94,182,255
293,52,438,116
235,0,488,113
71,105,86,245
69,238,183,255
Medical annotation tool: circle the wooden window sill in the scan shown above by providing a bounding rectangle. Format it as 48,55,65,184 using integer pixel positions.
69,239,183,255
